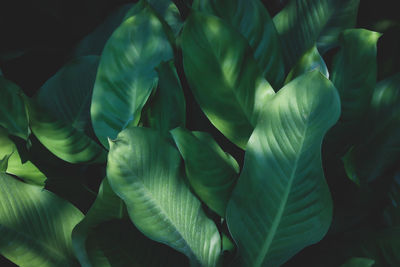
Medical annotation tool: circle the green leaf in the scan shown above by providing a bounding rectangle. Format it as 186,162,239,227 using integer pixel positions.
383,172,400,226
274,0,360,68
91,0,174,149
0,153,11,172
343,73,400,183
226,71,340,266
85,219,189,267
72,178,125,267
171,127,238,217
141,61,186,135
0,77,29,140
181,11,275,148
0,172,83,266
107,126,221,266
72,4,134,57
0,127,46,185
25,57,106,164
284,45,329,84
331,29,381,123
147,0,183,36
193,0,285,89
340,257,375,267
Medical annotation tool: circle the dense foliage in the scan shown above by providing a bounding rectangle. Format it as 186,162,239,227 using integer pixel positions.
0,0,400,266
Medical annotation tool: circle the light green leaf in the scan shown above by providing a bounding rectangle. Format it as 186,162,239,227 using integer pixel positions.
340,257,375,267
181,11,274,148
107,126,221,266
91,0,174,148
0,77,29,140
343,73,400,183
0,127,46,185
284,45,329,84
72,178,125,267
193,0,285,88
141,61,186,135
26,57,106,164
171,127,238,217
72,4,134,57
226,71,340,266
0,172,83,266
274,0,360,68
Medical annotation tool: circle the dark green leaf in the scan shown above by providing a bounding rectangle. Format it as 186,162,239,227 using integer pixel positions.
181,11,274,148
340,257,375,267
226,71,340,266
171,127,238,217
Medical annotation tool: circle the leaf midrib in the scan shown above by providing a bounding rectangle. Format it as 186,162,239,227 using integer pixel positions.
253,116,310,267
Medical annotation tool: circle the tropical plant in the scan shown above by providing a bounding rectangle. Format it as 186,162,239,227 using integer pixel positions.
0,0,399,266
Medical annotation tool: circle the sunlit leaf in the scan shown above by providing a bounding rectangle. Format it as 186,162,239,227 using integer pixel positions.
91,0,174,148
181,11,274,148
226,71,340,266
193,0,285,88
107,126,221,266
0,172,83,266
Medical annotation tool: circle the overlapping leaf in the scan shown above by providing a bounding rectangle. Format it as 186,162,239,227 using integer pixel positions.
0,173,83,266
27,56,106,164
171,127,238,217
274,0,360,68
226,71,340,266
91,0,174,148
193,0,285,88
107,126,221,266
181,11,274,148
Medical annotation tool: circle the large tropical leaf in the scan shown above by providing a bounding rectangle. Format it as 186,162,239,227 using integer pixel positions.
25,57,106,164
141,61,186,135
343,73,400,183
274,0,360,68
91,0,174,148
284,45,329,84
192,0,285,88
0,77,29,140
226,71,340,266
0,127,45,185
181,11,275,148
171,127,238,217
0,172,83,266
107,126,221,266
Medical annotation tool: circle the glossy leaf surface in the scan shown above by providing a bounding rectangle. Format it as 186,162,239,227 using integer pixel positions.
181,12,274,148
107,126,221,266
0,173,83,266
91,0,174,148
226,71,340,266
193,0,285,88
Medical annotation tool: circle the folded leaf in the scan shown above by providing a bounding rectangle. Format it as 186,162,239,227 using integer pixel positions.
26,67,107,164
284,45,329,84
171,127,238,217
181,12,274,148
193,0,285,88
0,77,29,140
107,126,221,266
0,172,83,266
141,61,186,135
274,0,360,68
91,0,174,148
226,71,340,266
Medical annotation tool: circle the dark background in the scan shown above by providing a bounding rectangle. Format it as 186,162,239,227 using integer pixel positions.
0,0,399,266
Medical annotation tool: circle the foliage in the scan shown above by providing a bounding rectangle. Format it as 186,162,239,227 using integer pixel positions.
0,0,399,266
